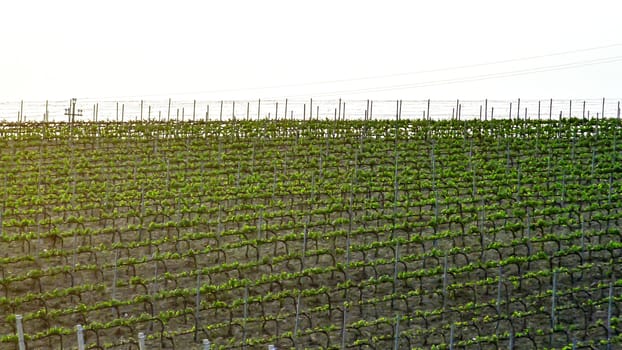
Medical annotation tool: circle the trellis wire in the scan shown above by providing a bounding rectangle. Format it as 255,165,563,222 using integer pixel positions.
2,98,621,122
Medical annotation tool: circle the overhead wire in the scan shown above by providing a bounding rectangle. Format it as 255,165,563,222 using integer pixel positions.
81,43,622,100
270,54,622,98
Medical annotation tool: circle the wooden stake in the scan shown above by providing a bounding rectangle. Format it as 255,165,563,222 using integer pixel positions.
77,325,85,350
168,98,172,120
393,314,400,350
195,272,201,342
16,314,25,350
426,99,430,121
338,98,342,120
138,332,146,350
551,271,558,332
370,100,374,120
458,103,462,120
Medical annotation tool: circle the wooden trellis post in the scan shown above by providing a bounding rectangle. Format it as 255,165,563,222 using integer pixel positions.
64,98,83,123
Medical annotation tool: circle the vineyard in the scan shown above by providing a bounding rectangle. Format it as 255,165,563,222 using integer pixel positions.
0,117,621,349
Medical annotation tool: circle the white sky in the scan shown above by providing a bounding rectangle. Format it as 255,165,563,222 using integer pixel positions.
1,0,621,102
